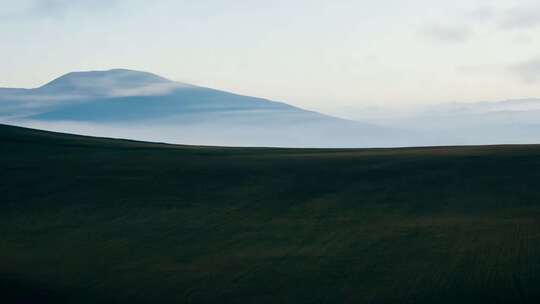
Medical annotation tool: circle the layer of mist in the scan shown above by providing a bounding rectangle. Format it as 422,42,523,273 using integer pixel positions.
2,69,539,147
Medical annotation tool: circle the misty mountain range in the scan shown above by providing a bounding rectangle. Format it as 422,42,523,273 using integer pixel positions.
1,69,539,147
351,99,540,145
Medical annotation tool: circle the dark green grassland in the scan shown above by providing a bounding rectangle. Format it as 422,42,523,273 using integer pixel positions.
2,124,540,303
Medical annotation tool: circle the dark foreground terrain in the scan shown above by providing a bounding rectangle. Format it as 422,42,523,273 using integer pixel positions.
2,123,540,303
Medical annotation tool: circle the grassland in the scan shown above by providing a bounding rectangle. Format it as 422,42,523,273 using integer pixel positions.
2,123,540,303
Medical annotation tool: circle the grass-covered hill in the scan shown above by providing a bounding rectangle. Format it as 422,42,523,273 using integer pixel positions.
2,123,540,304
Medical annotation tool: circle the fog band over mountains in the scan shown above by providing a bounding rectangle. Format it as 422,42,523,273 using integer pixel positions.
1,69,539,147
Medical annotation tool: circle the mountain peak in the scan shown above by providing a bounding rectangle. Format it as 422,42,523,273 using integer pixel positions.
38,69,186,97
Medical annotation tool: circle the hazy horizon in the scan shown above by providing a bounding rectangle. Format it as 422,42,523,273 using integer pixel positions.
4,2,540,302
3,0,540,118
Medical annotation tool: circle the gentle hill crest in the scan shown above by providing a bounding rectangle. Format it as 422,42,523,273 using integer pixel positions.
3,123,540,303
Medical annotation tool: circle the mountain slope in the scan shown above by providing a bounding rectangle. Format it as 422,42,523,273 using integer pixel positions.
2,124,540,304
0,69,409,147
0,69,333,121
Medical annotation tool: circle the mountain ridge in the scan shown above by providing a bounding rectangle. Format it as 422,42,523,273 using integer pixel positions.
0,69,405,148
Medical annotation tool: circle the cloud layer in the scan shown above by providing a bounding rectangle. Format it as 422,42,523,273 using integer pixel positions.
3,0,118,19
508,57,540,83
423,24,472,43
499,5,540,30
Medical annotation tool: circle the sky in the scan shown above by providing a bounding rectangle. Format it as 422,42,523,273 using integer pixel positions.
2,0,540,115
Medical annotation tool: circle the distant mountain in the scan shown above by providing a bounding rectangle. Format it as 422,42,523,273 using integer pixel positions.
345,98,540,145
0,69,191,119
0,69,409,147
4,69,540,147
420,99,540,144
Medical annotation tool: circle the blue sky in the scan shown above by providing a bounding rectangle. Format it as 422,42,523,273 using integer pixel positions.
2,0,540,113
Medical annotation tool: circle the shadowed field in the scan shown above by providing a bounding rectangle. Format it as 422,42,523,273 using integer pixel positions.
2,123,540,303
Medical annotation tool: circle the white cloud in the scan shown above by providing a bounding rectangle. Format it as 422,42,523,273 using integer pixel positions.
423,24,473,43
2,0,119,19
499,5,540,30
507,57,540,83
465,6,497,22
463,3,540,31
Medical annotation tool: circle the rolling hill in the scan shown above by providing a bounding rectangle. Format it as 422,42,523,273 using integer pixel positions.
2,123,540,303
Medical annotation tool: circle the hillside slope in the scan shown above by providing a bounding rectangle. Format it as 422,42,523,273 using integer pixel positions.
0,69,406,148
2,124,540,303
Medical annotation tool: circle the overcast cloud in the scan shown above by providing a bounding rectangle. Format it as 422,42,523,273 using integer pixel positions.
1,0,118,19
499,4,540,30
507,57,540,83
2,0,540,110
423,24,473,43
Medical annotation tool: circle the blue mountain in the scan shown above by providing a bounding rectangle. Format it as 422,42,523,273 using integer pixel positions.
0,69,407,147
